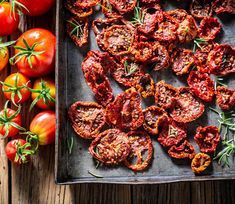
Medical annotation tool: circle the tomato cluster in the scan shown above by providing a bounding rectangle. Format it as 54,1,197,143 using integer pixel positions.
0,1,56,165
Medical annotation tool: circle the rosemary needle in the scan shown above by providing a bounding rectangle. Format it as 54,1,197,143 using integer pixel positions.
88,170,103,178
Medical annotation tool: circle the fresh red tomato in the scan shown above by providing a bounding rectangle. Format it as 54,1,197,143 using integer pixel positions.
0,2,19,36
17,0,55,16
29,110,56,145
2,73,31,105
5,139,31,165
0,103,24,138
10,28,56,77
30,78,55,110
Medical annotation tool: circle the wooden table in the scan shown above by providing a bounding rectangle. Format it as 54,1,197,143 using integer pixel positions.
0,5,235,204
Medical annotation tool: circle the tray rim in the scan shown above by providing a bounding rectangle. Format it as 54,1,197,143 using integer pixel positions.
54,0,235,185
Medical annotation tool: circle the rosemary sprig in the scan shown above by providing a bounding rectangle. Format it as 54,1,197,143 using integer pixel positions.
131,1,145,26
124,61,138,76
193,38,208,52
67,136,74,155
67,19,84,38
214,76,228,90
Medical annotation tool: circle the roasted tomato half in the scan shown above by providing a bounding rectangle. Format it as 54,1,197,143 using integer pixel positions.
155,80,179,109
170,87,205,123
191,153,211,174
198,17,222,41
124,131,153,171
75,0,99,8
132,41,153,63
109,0,136,14
89,129,130,165
212,0,235,14
194,126,221,154
143,106,167,135
171,48,194,75
187,71,215,102
65,0,93,18
135,74,155,98
216,86,235,110
208,44,235,76
105,88,144,130
190,0,213,19
166,9,187,23
158,117,187,148
68,101,106,139
168,140,196,160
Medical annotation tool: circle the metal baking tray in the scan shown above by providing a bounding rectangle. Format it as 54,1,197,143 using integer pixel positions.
55,0,235,184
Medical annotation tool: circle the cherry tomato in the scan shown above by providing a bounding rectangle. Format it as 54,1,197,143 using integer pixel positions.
29,110,56,145
0,2,19,36
5,139,32,165
17,0,55,16
10,28,56,77
0,47,9,71
2,73,31,105
30,78,55,110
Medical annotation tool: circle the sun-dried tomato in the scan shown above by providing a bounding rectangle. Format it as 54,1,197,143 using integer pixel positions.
190,0,213,19
140,0,160,4
124,131,153,171
168,140,196,160
198,17,222,41
155,80,179,109
89,129,130,165
75,0,100,8
191,153,211,174
194,126,220,154
111,59,145,88
132,42,153,63
177,15,198,43
143,106,167,135
158,117,187,148
135,74,155,98
166,9,188,23
212,0,235,14
171,48,194,75
187,71,215,102
170,87,205,123
216,86,235,110
208,44,235,76
68,101,105,139
100,0,122,18
65,0,93,18
109,0,136,14
66,17,88,47
138,5,163,35
105,88,144,130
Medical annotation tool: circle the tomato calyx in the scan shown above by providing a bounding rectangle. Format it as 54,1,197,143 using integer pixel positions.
21,131,39,152
0,39,16,54
10,0,29,18
0,101,25,138
14,141,34,164
28,79,55,111
10,38,45,68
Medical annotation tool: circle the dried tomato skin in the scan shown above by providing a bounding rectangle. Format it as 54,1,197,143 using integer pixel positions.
212,0,235,14
208,44,235,76
132,41,153,63
89,129,130,165
198,17,222,41
191,153,211,174
216,86,235,110
166,9,187,23
187,71,215,102
140,0,160,4
190,0,213,20
68,101,105,139
66,17,88,48
143,106,167,135
75,0,100,8
124,131,153,171
171,48,194,75
157,117,187,148
109,0,137,14
65,0,93,18
170,87,205,123
168,140,196,160
105,88,144,130
155,80,179,109
135,74,155,98
194,126,221,154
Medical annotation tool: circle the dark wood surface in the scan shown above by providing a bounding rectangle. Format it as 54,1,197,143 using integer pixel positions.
0,3,235,204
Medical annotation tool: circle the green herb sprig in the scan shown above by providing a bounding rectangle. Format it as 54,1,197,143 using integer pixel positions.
67,19,84,38
124,61,138,76
131,1,145,26
193,38,208,52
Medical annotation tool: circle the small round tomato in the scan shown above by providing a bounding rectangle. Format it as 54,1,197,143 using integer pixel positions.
29,110,56,145
10,28,56,78
17,0,55,16
30,78,55,110
0,2,19,36
0,47,9,71
5,139,32,165
2,73,31,105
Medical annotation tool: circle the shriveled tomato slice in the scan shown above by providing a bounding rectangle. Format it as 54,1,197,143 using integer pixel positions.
68,101,105,139
168,140,196,160
190,0,213,19
166,9,188,23
170,87,205,123
194,126,220,154
187,71,215,102
109,0,136,14
135,74,155,98
212,0,235,14
132,41,153,63
158,117,187,148
105,88,144,130
191,153,211,174
65,0,93,18
216,86,235,110
89,129,130,165
124,131,153,171
143,106,167,135
75,0,100,8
